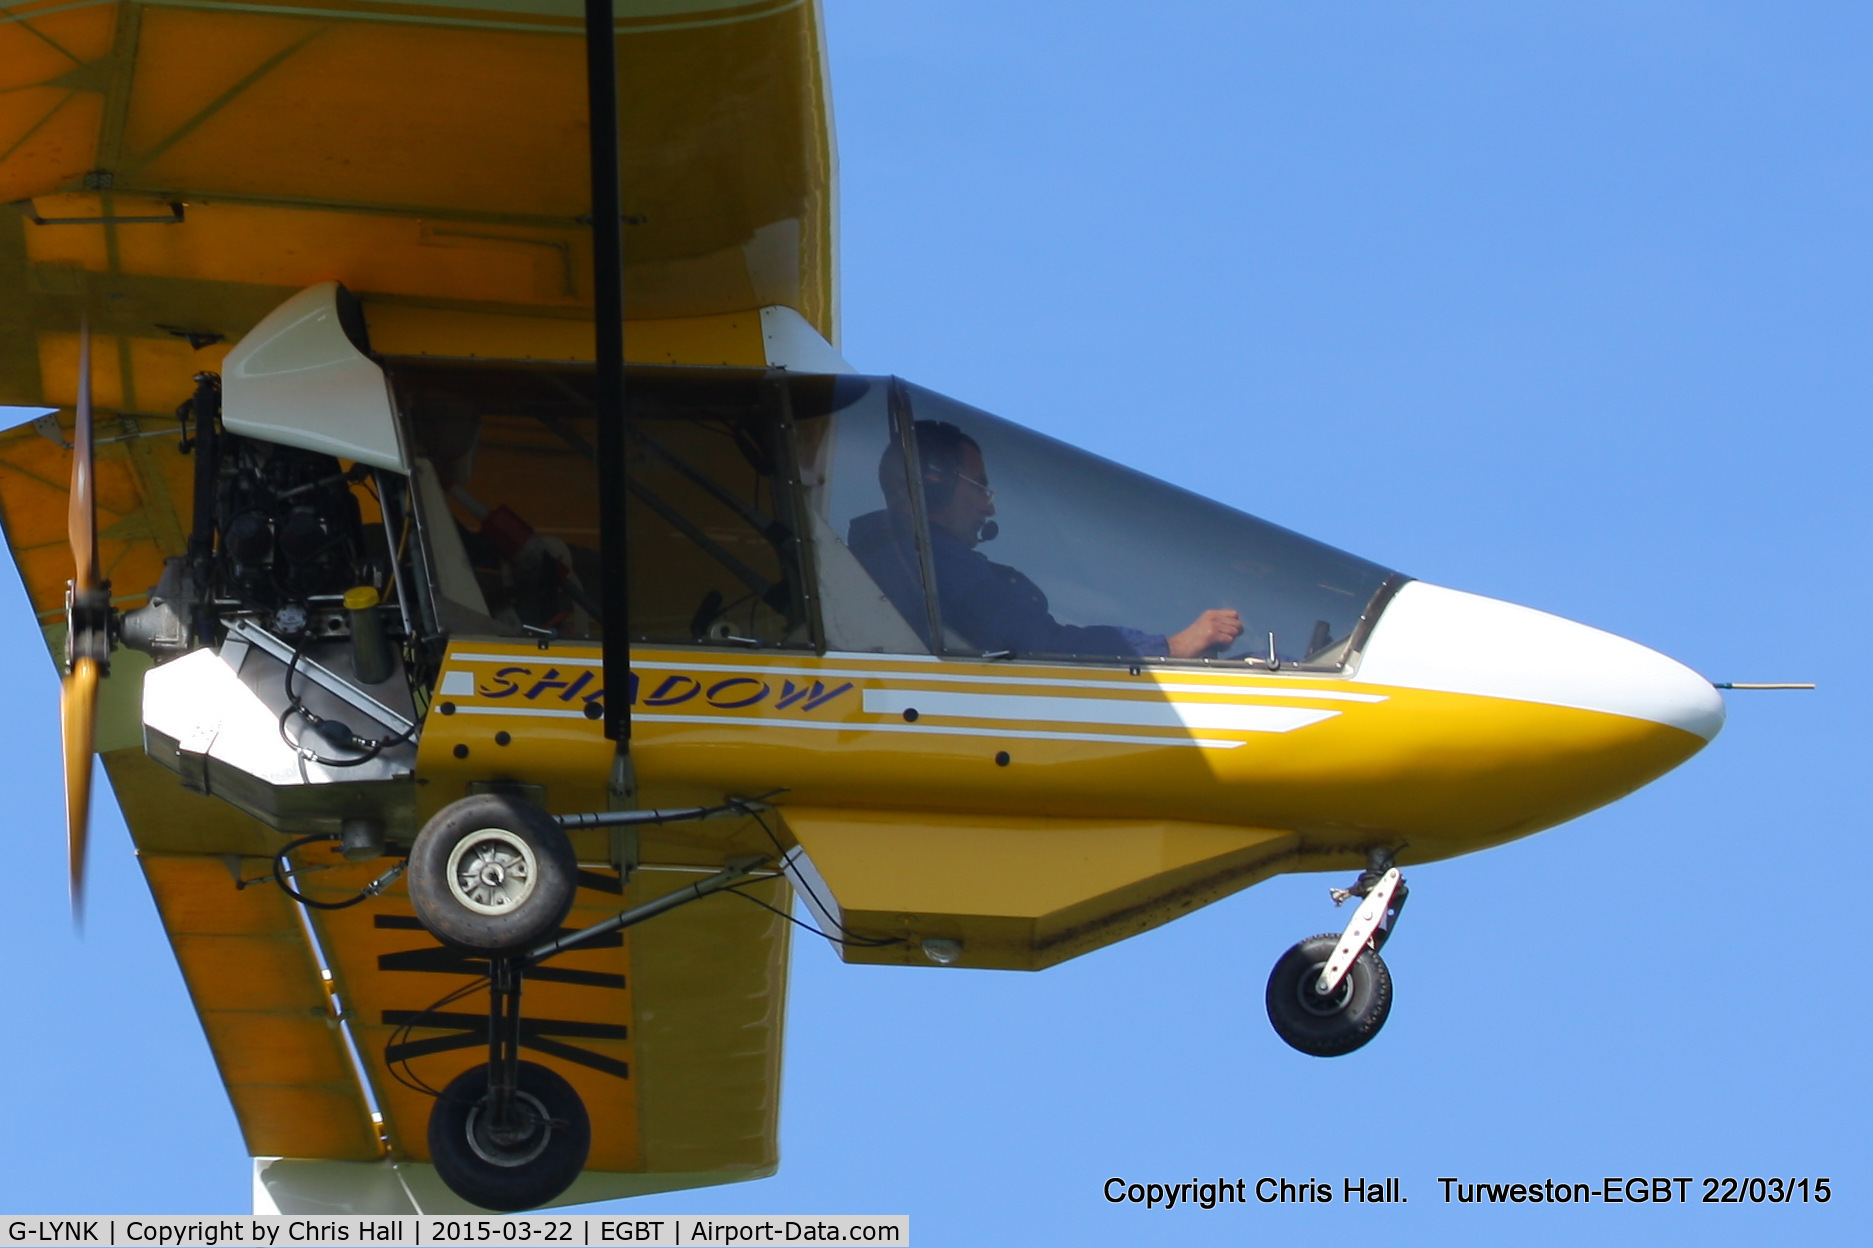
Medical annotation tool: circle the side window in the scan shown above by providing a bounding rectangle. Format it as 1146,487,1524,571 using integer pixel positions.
625,372,807,647
400,377,595,640
388,361,811,649
792,376,933,654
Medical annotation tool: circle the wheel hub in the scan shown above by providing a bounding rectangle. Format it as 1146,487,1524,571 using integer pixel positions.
1296,960,1353,1016
445,830,539,916
465,1090,553,1168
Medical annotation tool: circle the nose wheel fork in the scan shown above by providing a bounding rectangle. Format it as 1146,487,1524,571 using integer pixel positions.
1265,849,1408,1057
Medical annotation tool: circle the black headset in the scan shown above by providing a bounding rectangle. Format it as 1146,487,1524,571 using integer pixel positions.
913,420,973,509
882,421,998,541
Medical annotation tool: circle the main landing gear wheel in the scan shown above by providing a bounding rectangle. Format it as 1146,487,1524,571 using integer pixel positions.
429,1060,590,1211
405,806,771,1214
1265,933,1393,1056
408,793,577,954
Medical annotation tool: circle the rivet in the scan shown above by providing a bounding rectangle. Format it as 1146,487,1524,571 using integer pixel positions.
439,701,456,716
495,731,511,746
995,751,1010,767
902,708,919,722
452,743,468,759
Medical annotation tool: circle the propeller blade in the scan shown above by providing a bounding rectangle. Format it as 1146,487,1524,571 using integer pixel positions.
63,316,100,925
62,655,98,923
69,317,98,592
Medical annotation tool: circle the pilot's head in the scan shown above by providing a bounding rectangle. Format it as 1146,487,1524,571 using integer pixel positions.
879,419,997,547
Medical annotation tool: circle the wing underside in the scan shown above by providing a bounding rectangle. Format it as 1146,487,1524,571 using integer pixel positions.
116,746,796,1209
1,0,827,1207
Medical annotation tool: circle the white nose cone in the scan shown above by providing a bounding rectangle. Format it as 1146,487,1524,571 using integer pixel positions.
1352,582,1725,741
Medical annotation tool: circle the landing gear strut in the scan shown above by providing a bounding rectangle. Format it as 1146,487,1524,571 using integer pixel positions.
1265,848,1408,1057
401,794,773,1210
427,959,591,1211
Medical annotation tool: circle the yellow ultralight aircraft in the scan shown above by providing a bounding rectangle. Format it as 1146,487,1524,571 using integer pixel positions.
0,0,1737,1214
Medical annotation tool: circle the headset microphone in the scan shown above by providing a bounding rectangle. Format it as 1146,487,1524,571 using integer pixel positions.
977,520,998,542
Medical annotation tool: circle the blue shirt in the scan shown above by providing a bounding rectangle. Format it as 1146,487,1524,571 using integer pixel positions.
847,510,1168,658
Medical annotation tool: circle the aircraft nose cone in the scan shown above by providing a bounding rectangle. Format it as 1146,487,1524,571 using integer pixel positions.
1353,581,1725,742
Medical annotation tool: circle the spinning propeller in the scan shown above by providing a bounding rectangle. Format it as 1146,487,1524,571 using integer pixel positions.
62,320,115,924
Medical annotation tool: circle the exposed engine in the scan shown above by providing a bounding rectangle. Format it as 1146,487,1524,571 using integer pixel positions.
122,427,391,659
213,434,380,633
127,382,422,858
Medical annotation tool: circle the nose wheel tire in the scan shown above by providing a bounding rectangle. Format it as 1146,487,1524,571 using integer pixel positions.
409,794,577,954
428,1060,590,1211
1265,933,1392,1057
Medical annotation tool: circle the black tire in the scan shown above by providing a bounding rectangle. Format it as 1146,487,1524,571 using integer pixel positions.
428,1060,590,1211
1264,933,1393,1057
408,793,577,954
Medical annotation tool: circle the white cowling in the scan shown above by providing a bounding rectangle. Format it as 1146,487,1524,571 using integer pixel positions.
222,281,408,472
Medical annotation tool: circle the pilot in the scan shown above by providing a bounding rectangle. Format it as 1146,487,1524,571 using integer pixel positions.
848,420,1243,659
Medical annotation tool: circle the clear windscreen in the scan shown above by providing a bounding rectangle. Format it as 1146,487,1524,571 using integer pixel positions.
793,377,1397,669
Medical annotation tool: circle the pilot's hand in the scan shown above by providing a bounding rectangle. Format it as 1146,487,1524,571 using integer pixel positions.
1167,608,1243,658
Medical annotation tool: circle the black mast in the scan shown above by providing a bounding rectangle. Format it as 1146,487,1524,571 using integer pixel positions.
585,0,631,745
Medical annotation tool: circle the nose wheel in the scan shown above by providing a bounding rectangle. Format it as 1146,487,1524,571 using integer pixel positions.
1266,934,1393,1055
1265,850,1407,1057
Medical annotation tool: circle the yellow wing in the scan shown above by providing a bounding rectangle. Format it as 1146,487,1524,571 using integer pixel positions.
1,0,829,1207
0,0,834,411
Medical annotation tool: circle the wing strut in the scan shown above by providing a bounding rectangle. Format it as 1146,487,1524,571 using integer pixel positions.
585,0,632,755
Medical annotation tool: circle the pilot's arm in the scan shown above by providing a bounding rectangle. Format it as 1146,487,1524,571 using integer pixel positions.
1166,609,1243,657
937,538,1163,658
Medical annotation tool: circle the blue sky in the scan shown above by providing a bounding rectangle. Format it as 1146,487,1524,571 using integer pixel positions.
2,2,1866,1244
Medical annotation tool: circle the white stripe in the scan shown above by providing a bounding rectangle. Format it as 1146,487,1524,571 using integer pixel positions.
862,689,1337,734
445,703,1246,748
1137,683,1380,702
445,653,1381,701
452,705,590,719
635,713,1245,749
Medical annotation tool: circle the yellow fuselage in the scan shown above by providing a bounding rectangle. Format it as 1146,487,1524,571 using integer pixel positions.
417,641,1711,971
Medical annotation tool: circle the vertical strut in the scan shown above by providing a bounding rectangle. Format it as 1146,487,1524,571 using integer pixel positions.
487,957,524,1130
184,371,221,647
584,0,632,746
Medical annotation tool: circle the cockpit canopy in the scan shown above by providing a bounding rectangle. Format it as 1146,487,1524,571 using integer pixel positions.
383,362,1400,672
